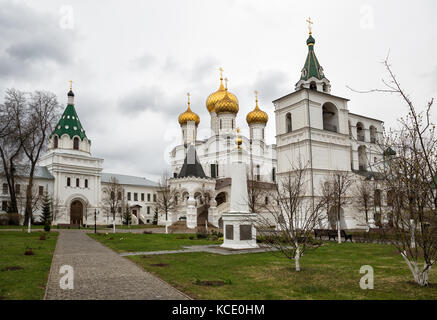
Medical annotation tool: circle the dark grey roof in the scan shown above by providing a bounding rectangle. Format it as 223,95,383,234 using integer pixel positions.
178,144,207,179
101,172,159,187
0,165,54,180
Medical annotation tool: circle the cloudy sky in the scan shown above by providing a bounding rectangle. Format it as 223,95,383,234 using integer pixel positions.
1,0,436,181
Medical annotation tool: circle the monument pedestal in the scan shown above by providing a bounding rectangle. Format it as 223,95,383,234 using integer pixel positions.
221,212,259,249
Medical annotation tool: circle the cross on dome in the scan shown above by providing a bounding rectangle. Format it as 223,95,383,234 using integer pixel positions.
306,17,314,34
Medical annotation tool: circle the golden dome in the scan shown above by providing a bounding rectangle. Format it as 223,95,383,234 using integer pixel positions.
215,90,239,115
246,91,268,125
205,68,238,113
178,93,200,126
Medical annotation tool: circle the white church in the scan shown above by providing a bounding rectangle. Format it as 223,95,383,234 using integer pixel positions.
1,22,386,230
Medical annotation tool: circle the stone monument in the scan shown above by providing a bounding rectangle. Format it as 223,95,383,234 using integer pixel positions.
221,129,258,249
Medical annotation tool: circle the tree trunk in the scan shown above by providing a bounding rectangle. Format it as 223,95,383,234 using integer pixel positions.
410,219,416,249
24,164,36,226
295,244,301,272
401,252,431,286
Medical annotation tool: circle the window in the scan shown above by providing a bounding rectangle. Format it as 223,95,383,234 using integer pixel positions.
370,126,377,143
76,178,80,187
16,184,20,194
215,192,227,206
232,119,234,129
322,103,338,133
153,194,156,202
256,165,260,181
272,168,276,183
67,177,71,187
310,81,317,90
147,219,150,224
173,172,177,178
358,145,367,171
2,183,8,195
117,207,122,213
374,157,377,164
374,189,381,207
265,196,269,205
1,201,7,211
210,164,216,178
147,193,151,202
357,122,365,142
134,193,138,201
39,186,44,196
117,192,122,200
147,207,150,214
110,191,115,200
73,137,79,150
286,113,292,133
85,179,88,188
127,192,131,201
141,193,144,201
53,136,58,148
220,119,222,130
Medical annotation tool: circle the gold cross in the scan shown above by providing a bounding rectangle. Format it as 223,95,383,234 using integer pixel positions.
219,67,224,79
306,17,313,34
254,90,258,100
69,80,73,91
187,92,190,105
224,77,228,89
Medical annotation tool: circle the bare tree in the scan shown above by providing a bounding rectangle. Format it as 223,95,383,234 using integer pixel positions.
155,170,175,223
353,177,374,230
351,56,437,286
102,177,124,225
0,90,26,214
256,161,325,271
321,171,353,243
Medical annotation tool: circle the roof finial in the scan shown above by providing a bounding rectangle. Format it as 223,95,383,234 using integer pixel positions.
306,17,313,35
69,80,73,91
254,90,259,107
186,92,191,110
236,127,242,149
224,77,228,90
219,67,224,81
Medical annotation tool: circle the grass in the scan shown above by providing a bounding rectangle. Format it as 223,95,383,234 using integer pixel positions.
0,231,58,300
114,240,437,300
0,225,45,229
89,232,221,253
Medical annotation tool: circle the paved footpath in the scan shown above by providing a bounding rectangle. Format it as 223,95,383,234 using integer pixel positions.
44,230,189,300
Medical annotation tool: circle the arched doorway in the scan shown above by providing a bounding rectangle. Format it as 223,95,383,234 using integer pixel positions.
70,200,83,225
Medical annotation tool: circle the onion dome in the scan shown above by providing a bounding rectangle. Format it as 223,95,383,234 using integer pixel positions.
246,91,268,125
178,93,200,126
205,68,238,113
214,90,239,115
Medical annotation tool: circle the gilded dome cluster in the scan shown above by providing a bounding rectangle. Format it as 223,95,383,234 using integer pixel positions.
205,70,238,114
178,94,200,126
214,91,239,115
246,92,268,125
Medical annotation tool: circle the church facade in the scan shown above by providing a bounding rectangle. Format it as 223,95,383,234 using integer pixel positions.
1,89,160,226
274,27,384,229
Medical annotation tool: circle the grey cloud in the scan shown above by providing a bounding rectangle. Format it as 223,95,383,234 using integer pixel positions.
0,1,75,80
130,53,157,70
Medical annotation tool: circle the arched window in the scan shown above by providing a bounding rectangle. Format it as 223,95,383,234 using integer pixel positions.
272,167,276,182
357,122,365,142
220,119,222,130
256,165,260,181
286,113,292,133
76,178,80,187
67,177,71,187
85,179,88,188
323,83,328,92
111,191,115,200
322,103,338,133
310,81,317,90
369,126,377,143
215,192,227,206
73,137,79,150
53,136,58,149
231,119,234,129
358,145,367,171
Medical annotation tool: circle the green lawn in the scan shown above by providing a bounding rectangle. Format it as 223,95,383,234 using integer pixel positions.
0,225,44,229
0,231,58,300
89,232,221,253
103,237,437,300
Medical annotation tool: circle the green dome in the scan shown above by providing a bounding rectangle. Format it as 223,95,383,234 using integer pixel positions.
306,35,315,45
50,104,89,141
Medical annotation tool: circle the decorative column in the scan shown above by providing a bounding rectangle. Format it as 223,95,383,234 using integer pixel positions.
186,194,197,229
208,199,219,227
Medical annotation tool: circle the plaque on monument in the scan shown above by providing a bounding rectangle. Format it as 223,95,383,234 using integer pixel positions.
225,225,234,240
240,225,252,240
